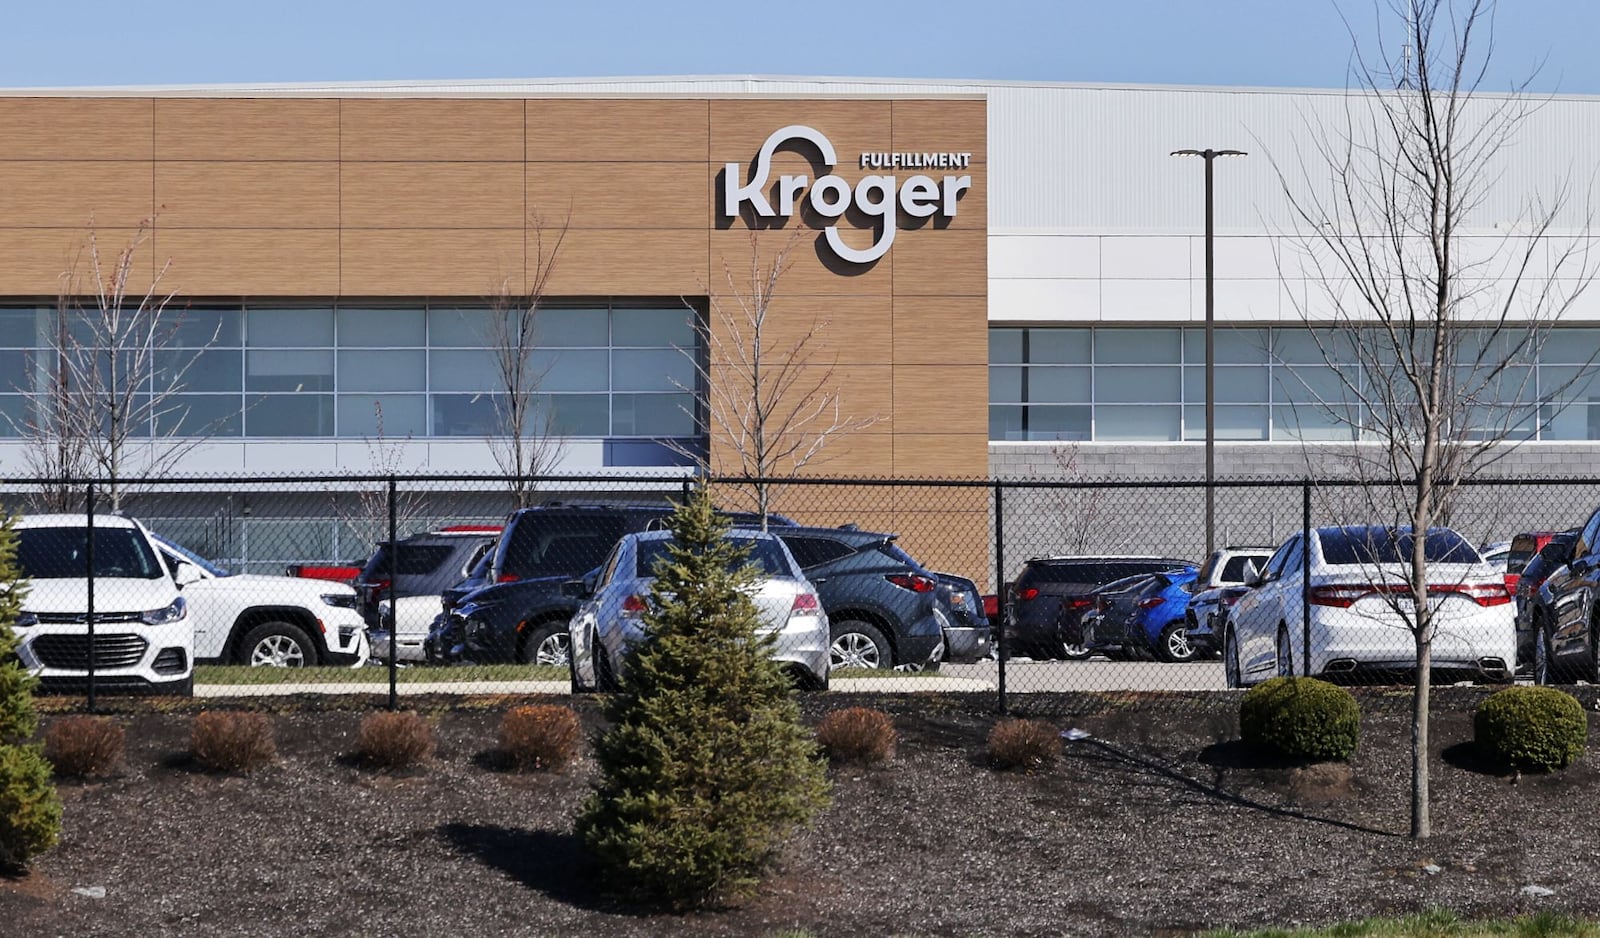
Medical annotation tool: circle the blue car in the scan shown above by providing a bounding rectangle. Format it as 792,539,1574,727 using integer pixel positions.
1082,566,1201,662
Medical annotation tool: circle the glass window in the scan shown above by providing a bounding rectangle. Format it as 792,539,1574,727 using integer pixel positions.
1273,365,1354,405
544,394,611,437
427,307,498,347
1027,366,1091,403
1095,405,1179,441
989,404,1024,441
1029,329,1091,364
989,328,1023,364
0,395,28,437
535,308,610,347
338,349,426,392
1273,404,1357,441
989,366,1023,403
1539,365,1600,402
337,308,426,347
246,307,334,347
156,394,243,437
160,307,241,347
1185,366,1269,403
247,349,333,392
0,308,44,348
528,349,610,392
1183,405,1269,441
429,349,499,393
1537,329,1600,366
1186,327,1270,364
611,349,695,392
1025,405,1090,440
612,308,695,348
155,348,241,394
1096,328,1179,364
612,393,694,436
0,350,33,394
336,394,427,437
1096,366,1180,403
431,393,500,436
246,394,334,436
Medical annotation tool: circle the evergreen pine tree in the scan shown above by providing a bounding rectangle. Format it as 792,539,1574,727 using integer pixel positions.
575,488,830,907
0,514,61,871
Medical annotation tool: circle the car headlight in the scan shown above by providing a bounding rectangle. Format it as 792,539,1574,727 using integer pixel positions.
15,611,38,629
142,596,187,625
320,593,357,609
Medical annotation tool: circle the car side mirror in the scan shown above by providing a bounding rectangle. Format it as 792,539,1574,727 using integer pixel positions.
173,560,203,588
561,578,591,599
1241,560,1260,585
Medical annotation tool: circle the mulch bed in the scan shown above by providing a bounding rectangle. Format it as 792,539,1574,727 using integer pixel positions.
4,687,1599,937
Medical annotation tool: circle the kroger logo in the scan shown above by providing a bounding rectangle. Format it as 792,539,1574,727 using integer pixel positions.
721,125,973,265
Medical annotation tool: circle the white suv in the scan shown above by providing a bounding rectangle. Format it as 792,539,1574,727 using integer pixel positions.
152,535,369,668
12,514,194,695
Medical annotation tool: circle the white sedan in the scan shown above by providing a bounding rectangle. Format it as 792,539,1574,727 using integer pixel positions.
1224,525,1514,687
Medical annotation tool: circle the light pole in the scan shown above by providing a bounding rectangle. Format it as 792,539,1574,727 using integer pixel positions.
1171,147,1246,558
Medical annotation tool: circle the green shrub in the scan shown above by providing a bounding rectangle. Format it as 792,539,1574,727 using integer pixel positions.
0,514,60,871
1239,677,1360,762
0,744,60,870
576,488,831,909
1475,686,1587,771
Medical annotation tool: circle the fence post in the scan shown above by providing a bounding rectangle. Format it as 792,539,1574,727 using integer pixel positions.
1302,481,1312,678
86,481,96,714
993,481,1007,715
387,476,399,712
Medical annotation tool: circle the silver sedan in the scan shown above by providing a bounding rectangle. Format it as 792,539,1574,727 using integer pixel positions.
568,530,830,692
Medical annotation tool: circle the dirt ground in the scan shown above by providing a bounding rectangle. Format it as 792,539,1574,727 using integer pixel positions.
3,687,1600,937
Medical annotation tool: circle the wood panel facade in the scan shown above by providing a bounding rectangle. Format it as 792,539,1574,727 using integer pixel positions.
0,94,988,573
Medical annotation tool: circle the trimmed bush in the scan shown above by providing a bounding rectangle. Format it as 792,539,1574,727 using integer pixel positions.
356,711,434,770
0,745,60,871
190,711,276,773
987,718,1059,770
0,513,60,871
498,704,583,772
816,708,898,765
45,716,125,778
1239,677,1360,763
576,489,830,909
1475,686,1587,772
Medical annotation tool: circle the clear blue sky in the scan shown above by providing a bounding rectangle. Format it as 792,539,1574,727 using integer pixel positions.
1,0,1596,93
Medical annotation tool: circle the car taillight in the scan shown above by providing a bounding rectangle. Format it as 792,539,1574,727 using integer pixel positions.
1504,573,1521,594
497,573,519,584
1307,585,1371,608
886,573,936,593
1016,587,1040,602
790,593,821,617
364,578,391,598
1435,583,1512,606
621,594,648,618
982,595,999,617
1065,596,1094,610
1222,593,1244,607
1309,582,1513,608
1136,596,1163,609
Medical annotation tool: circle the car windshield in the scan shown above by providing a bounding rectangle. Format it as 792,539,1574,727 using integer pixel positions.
153,535,231,577
363,543,457,578
504,517,632,579
1318,527,1480,566
18,526,166,580
634,537,796,578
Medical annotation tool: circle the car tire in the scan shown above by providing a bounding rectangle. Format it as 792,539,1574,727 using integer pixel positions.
1056,642,1093,661
830,620,891,670
237,621,319,668
517,621,572,667
1275,625,1294,678
1533,618,1557,686
1223,626,1243,689
1155,621,1196,663
1588,614,1600,685
595,644,619,693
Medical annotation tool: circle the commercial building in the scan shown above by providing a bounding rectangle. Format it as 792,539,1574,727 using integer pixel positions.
1,76,1595,573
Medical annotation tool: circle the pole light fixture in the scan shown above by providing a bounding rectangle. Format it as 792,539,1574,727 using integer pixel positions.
1170,148,1247,558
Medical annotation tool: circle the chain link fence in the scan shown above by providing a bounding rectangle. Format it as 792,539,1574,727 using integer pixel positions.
5,472,1599,713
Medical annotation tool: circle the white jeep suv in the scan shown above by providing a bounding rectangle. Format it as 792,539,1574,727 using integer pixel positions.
152,534,368,668
12,514,194,695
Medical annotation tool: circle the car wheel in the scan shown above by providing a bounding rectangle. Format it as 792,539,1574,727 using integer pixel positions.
1275,626,1294,678
238,621,319,668
1223,626,1243,689
1056,642,1093,661
1156,621,1196,663
517,622,572,667
1534,618,1556,686
830,621,891,670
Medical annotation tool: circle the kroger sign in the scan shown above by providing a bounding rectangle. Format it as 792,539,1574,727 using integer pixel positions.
721,125,973,264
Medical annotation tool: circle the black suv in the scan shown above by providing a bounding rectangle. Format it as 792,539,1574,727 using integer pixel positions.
353,528,500,629
1527,507,1600,684
771,526,949,670
1006,555,1192,660
438,503,790,664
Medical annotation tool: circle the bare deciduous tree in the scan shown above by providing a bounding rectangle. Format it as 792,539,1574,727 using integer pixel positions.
680,231,882,528
335,401,427,552
485,211,570,508
1273,0,1595,838
18,218,223,512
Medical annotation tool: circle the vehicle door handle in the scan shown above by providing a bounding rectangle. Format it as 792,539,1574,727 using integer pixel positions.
811,577,828,584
